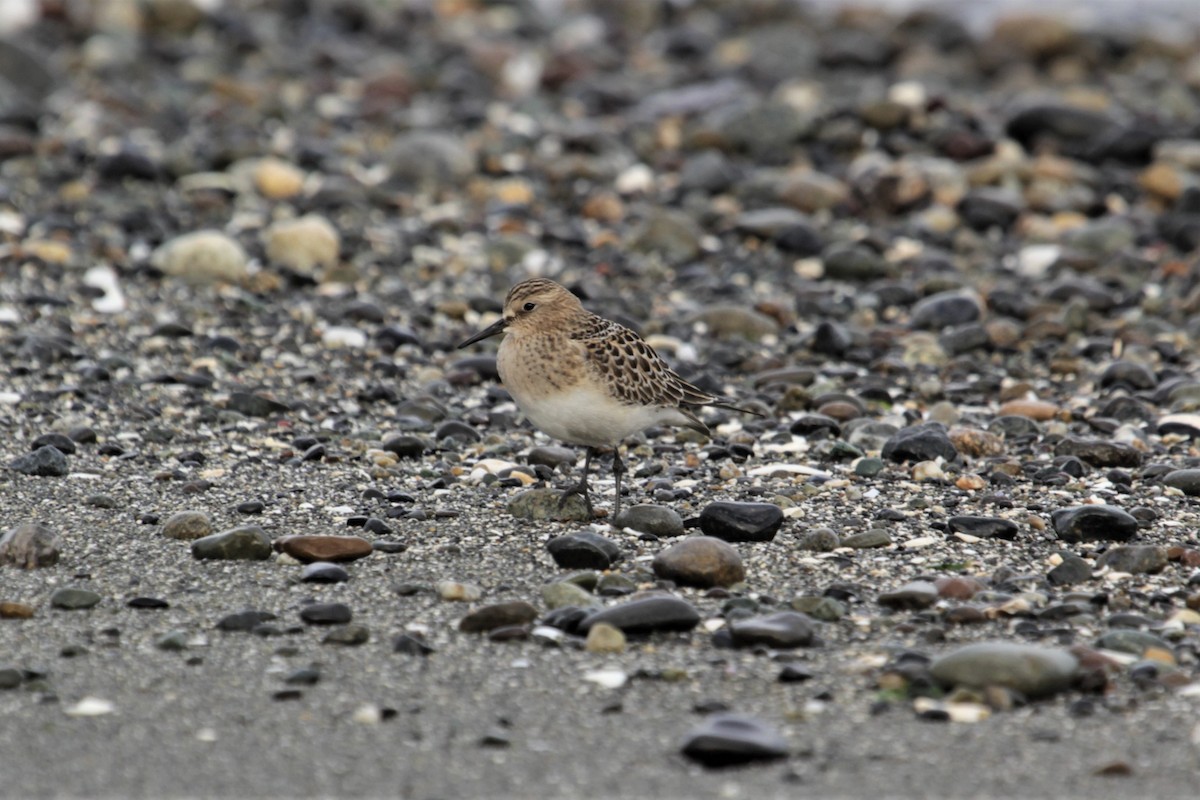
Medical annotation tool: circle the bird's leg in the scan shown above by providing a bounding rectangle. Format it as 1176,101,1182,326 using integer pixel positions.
611,447,625,520
558,446,595,518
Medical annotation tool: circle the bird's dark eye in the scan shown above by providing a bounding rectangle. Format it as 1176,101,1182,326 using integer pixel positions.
522,302,536,312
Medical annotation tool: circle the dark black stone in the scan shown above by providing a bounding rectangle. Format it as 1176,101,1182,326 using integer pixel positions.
578,595,700,635
299,603,353,624
947,516,1019,540
1051,505,1139,543
546,531,622,569
680,713,789,767
698,502,784,543
881,423,957,463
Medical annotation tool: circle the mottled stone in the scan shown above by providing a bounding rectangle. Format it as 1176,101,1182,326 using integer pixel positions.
0,523,60,568
652,536,745,588
459,601,538,633
191,526,273,560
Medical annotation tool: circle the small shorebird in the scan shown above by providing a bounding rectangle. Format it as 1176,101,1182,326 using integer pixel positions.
458,278,757,519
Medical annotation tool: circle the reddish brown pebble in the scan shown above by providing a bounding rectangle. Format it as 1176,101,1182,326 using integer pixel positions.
997,399,1060,421
0,601,34,619
274,535,373,563
935,576,985,600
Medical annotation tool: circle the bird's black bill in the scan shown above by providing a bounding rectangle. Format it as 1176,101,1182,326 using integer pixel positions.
457,318,508,349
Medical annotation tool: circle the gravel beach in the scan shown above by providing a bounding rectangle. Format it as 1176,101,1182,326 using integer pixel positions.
4,1,1200,798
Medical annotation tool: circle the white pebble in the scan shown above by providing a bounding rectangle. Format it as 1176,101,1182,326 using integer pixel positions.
584,668,628,689
65,697,115,717
321,326,367,349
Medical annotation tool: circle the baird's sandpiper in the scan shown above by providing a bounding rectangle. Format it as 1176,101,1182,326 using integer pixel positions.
458,278,757,519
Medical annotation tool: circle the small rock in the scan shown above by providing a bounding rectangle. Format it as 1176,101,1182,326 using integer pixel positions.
579,595,700,635
300,562,350,583
1161,469,1200,495
437,581,483,602
8,446,68,477
190,526,273,560
728,611,816,648
50,587,101,610
840,529,892,548
541,581,597,610
1054,437,1142,468
881,423,957,463
262,214,340,276
1097,546,1169,575
877,580,939,610
0,522,61,568
585,622,627,654
161,510,213,541
910,290,983,329
698,502,784,543
507,488,591,522
613,505,684,537
151,230,249,284
947,516,1019,540
546,531,621,570
1048,552,1093,586
323,625,370,646
680,713,789,767
0,601,34,618
274,534,373,563
930,642,1079,698
651,536,745,588
299,603,352,625
1051,505,1139,543
459,601,538,633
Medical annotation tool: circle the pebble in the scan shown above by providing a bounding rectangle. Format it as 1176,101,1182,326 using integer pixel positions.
947,516,1019,540
584,622,627,654
216,609,277,632
1161,469,1200,495
0,522,61,568
507,488,591,522
161,510,213,541
881,423,958,463
299,603,352,625
697,502,784,543
0,602,34,618
300,562,350,584
191,526,273,560
840,529,892,549
274,535,373,563
262,215,340,276
541,581,597,610
651,536,745,588
613,505,684,537
579,595,701,635
50,588,101,610
877,581,939,610
728,611,816,649
437,581,483,602
8,445,69,477
323,625,370,646
1053,437,1143,468
1097,546,1169,575
1047,552,1093,586
458,601,538,633
679,713,789,767
545,531,621,570
930,642,1079,698
798,527,840,551
1051,505,1139,543
151,230,249,284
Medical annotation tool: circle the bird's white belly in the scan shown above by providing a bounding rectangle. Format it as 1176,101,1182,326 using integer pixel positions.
508,383,672,447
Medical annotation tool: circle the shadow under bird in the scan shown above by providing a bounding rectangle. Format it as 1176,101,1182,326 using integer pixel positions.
458,278,759,519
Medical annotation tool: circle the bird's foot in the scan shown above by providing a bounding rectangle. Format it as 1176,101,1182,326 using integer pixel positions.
557,480,595,520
